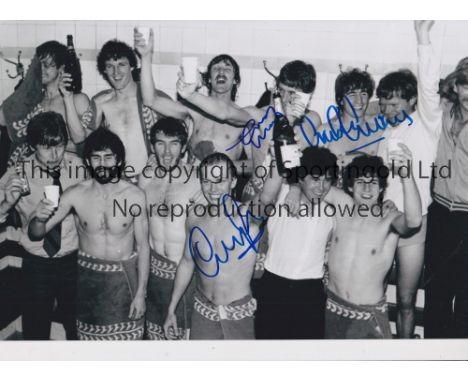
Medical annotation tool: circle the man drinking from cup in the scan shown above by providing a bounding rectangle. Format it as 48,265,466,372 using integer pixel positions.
0,111,85,340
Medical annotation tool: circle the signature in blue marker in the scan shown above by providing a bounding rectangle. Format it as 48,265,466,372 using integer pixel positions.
188,194,265,278
225,96,414,153
225,106,280,152
298,96,414,152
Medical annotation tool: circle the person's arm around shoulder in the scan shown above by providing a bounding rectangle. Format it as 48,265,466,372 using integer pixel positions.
128,185,150,320
163,214,196,339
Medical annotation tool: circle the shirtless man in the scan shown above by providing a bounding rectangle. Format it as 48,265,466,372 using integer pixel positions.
0,40,90,161
323,147,422,339
163,153,263,339
82,40,168,180
322,68,381,161
29,129,149,340
135,30,252,174
138,117,200,340
174,57,322,201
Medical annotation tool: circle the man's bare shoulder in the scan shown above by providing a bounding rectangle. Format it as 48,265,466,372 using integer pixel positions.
64,179,91,198
185,208,202,228
318,117,335,130
64,151,85,166
119,180,146,201
305,110,322,126
73,92,90,104
92,89,115,105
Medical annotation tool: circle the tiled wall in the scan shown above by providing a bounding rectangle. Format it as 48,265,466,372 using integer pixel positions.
1,20,468,121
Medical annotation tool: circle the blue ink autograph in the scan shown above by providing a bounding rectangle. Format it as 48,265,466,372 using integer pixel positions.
298,96,413,153
225,96,414,153
225,106,279,152
188,194,265,278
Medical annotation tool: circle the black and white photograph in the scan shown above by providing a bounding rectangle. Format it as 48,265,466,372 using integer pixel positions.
1,14,468,363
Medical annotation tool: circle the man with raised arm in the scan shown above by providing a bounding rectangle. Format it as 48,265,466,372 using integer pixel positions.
163,153,264,340
176,58,322,201
375,21,442,338
81,40,169,181
323,147,422,339
254,146,337,339
29,129,149,340
135,30,265,176
0,40,90,163
139,117,200,340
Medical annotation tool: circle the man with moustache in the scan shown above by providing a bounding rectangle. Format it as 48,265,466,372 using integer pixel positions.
139,118,200,340
135,30,252,175
0,112,85,340
29,129,149,340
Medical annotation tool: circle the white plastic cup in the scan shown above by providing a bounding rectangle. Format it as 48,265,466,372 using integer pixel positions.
44,185,60,208
182,56,199,84
136,26,151,46
295,91,312,110
281,144,301,169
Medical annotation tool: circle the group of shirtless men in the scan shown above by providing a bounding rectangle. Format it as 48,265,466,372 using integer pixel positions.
0,20,467,340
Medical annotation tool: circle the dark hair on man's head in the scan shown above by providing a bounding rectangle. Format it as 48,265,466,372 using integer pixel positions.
343,155,389,199
204,54,241,101
36,41,68,69
97,40,139,83
26,111,69,148
377,69,418,103
83,128,126,170
150,117,188,147
335,68,375,107
277,60,316,94
198,152,237,180
36,40,83,93
297,147,338,184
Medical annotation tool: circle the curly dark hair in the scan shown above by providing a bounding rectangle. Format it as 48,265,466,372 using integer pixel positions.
335,68,374,107
97,40,139,84
150,117,188,147
83,128,126,173
342,155,389,201
296,147,339,184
